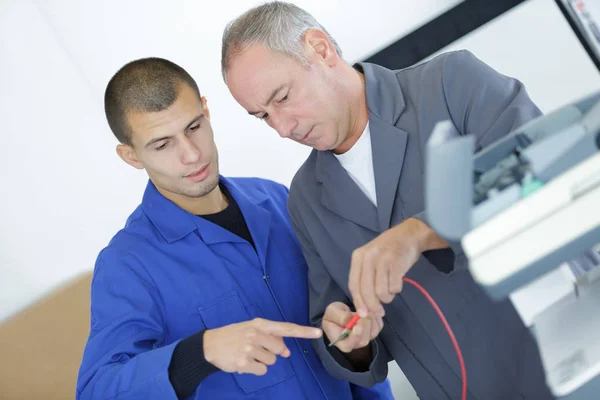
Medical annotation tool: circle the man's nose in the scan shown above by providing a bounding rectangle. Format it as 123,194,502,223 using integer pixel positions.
268,112,296,139
180,136,201,164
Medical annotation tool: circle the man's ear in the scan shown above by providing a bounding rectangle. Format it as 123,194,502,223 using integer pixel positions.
201,96,211,120
116,143,144,170
304,29,339,66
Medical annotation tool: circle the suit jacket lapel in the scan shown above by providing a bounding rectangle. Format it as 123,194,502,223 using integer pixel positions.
370,116,408,231
316,150,380,233
359,61,410,231
313,62,412,233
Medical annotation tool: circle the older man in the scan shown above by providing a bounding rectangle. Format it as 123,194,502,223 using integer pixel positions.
221,2,554,399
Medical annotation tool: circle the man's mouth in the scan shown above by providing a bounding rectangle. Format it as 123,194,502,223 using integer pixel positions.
185,165,209,181
301,127,314,141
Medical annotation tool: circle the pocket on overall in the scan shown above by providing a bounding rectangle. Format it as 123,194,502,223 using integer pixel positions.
198,291,295,393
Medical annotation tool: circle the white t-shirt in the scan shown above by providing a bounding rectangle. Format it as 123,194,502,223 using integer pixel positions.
334,122,377,206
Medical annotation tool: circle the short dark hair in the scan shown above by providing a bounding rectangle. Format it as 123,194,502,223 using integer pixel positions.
104,57,201,145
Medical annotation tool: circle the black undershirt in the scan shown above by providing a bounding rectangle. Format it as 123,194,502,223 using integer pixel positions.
168,183,256,398
200,183,255,250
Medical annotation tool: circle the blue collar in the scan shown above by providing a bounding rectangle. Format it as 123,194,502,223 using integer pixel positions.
141,176,271,255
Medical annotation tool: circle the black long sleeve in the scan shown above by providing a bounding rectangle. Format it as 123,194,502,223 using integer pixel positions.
168,330,220,399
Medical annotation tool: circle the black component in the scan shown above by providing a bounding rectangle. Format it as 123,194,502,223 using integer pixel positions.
472,155,531,206
555,0,600,73
363,0,526,69
515,133,533,148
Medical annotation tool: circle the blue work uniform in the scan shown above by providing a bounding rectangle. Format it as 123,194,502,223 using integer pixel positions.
76,176,394,399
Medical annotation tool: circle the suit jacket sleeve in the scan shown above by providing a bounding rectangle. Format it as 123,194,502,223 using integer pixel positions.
416,50,543,273
441,50,542,150
287,198,390,387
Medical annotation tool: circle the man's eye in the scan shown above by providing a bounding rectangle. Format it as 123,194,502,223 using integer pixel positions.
155,142,168,151
279,94,288,102
259,113,269,120
190,124,200,131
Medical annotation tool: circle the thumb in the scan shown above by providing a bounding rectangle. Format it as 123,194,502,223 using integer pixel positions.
323,302,355,327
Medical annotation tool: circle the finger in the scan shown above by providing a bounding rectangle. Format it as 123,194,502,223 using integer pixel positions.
377,315,384,332
370,315,384,340
360,256,384,316
252,330,291,358
347,317,372,350
322,320,345,343
254,319,322,339
348,250,367,316
388,262,404,294
322,303,353,328
248,344,278,366
238,358,268,376
328,301,352,314
375,262,394,304
358,317,374,348
331,316,367,353
335,329,362,353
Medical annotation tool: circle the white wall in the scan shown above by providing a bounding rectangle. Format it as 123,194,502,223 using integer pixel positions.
0,0,461,323
1,0,598,398
432,0,600,113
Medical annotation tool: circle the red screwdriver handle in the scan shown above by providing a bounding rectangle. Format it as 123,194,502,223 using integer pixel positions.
344,313,361,330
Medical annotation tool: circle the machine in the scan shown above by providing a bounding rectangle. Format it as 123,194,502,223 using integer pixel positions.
423,3,600,397
425,88,600,400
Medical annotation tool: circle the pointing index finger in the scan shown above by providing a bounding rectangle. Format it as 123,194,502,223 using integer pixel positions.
257,320,323,339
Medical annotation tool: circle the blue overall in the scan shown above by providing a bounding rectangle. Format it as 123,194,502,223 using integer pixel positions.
76,177,394,399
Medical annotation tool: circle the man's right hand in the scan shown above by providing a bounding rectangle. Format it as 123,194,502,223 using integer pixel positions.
203,318,322,376
322,302,383,353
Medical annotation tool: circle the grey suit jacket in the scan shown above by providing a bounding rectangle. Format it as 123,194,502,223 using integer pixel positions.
288,50,555,400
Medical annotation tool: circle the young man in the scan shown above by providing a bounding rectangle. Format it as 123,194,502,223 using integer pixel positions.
222,2,554,399
76,57,393,400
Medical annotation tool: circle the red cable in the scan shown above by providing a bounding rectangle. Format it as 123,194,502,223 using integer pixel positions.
402,277,467,400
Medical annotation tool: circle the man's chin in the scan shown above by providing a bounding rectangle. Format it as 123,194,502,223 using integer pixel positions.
314,140,337,152
188,176,220,198
296,137,327,151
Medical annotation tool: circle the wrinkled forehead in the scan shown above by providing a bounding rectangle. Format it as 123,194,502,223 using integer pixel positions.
225,46,299,106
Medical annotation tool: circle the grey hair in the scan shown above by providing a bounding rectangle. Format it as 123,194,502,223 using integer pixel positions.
221,1,342,80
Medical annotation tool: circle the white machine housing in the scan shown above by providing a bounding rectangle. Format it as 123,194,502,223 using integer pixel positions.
424,90,600,399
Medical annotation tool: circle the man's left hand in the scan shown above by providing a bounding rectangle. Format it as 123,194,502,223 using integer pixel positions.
348,218,445,317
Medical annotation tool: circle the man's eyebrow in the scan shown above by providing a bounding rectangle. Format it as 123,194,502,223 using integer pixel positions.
145,135,172,148
248,85,284,115
144,114,203,148
184,114,203,130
